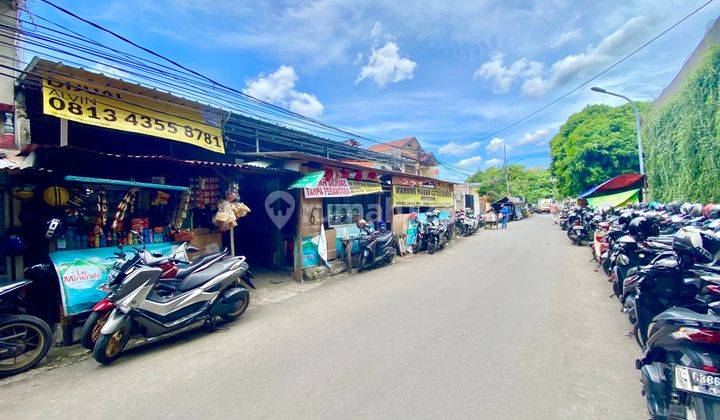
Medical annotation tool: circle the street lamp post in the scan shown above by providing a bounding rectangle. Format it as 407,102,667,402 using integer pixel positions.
591,86,646,198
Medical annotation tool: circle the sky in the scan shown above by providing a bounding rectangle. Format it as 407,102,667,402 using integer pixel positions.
25,0,720,181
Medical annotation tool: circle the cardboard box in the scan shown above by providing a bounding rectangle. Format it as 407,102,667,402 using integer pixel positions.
190,230,222,259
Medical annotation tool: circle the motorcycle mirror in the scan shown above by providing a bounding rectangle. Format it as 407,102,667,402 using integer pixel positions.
130,230,144,243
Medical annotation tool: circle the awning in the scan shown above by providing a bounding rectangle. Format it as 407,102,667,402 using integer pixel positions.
586,188,640,207
579,173,644,199
288,171,325,189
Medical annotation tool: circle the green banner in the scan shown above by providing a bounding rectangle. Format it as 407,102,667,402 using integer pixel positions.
289,171,325,189
586,189,639,207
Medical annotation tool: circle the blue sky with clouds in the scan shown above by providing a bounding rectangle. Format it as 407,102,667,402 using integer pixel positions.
28,0,720,181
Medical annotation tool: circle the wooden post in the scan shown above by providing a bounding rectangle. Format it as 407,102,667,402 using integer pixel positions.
60,118,68,146
293,189,303,283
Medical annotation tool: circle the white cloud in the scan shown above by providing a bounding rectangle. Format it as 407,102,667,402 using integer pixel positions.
516,129,551,146
90,63,129,79
438,140,481,156
485,137,506,152
457,156,483,168
357,41,417,87
243,65,324,118
550,29,581,48
485,158,503,168
371,21,383,41
521,16,650,97
474,51,543,94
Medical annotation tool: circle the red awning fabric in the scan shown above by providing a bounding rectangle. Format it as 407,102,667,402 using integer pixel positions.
578,173,644,199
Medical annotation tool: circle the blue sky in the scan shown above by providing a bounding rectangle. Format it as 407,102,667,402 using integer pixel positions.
26,0,720,181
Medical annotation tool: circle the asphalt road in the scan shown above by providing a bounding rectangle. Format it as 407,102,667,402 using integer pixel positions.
0,215,645,419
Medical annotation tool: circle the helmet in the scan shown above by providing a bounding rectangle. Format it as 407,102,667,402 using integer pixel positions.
628,217,659,238
45,218,63,239
666,202,681,214
0,229,26,257
356,219,368,229
680,202,693,215
691,203,704,216
707,205,720,220
617,211,634,226
648,201,661,211
673,227,720,264
637,202,647,210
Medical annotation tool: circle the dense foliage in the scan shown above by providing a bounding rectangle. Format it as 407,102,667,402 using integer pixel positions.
467,164,554,203
643,44,720,202
549,103,646,197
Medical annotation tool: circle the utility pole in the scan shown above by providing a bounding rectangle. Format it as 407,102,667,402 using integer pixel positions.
503,144,509,196
591,86,646,200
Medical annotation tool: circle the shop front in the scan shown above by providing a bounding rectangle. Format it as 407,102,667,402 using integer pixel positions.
390,176,455,239
290,166,386,275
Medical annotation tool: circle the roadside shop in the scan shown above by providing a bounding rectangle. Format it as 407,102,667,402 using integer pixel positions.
2,59,294,343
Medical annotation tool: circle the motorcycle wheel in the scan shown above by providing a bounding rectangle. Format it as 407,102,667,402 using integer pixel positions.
221,292,250,321
92,321,132,365
686,395,720,420
358,251,369,273
427,238,438,254
0,315,52,377
80,310,111,350
633,324,643,349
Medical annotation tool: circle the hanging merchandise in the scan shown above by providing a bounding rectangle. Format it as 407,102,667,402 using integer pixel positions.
151,191,170,206
189,177,221,209
111,187,139,232
171,191,191,230
0,228,26,256
95,189,107,231
43,186,69,207
212,189,252,232
12,186,34,200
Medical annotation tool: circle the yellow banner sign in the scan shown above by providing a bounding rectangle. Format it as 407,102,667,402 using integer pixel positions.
348,180,383,196
42,75,224,154
392,185,454,208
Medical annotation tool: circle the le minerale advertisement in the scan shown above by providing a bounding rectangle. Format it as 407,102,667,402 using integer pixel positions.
392,185,454,208
49,243,178,315
42,75,225,154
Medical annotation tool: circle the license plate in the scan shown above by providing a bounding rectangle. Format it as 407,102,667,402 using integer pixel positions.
675,366,720,397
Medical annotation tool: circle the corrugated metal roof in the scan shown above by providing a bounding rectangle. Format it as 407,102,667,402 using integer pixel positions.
237,151,456,185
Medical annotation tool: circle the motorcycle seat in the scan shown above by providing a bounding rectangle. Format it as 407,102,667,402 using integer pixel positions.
176,259,238,292
647,236,673,245
174,250,227,279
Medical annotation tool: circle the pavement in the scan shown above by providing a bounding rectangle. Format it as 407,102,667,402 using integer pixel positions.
0,215,645,419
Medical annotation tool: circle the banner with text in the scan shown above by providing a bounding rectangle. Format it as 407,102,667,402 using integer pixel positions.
42,75,224,153
392,185,454,208
304,178,382,198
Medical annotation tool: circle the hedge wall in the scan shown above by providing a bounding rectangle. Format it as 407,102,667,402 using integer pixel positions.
644,43,720,202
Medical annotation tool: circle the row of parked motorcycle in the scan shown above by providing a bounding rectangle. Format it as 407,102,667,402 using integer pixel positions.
356,208,485,273
0,231,256,376
560,201,720,419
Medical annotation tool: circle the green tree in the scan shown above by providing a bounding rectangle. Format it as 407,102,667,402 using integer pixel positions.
467,164,554,203
549,103,647,197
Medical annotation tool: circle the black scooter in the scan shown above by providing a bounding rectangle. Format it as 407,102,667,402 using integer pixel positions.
0,266,53,377
357,229,395,272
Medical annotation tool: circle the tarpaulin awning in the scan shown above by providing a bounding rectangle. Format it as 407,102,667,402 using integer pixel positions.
579,173,644,199
288,171,325,189
586,188,640,207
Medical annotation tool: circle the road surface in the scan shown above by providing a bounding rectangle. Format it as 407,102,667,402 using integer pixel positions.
0,215,645,419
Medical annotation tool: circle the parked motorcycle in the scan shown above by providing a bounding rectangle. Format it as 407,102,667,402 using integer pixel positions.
79,241,202,350
0,266,53,377
91,235,255,364
357,228,396,272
